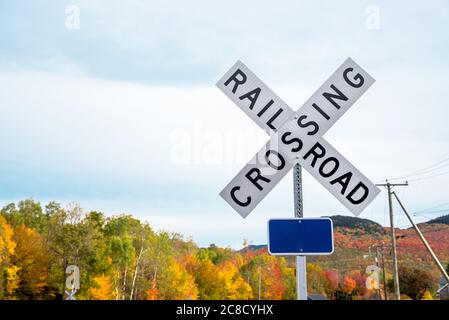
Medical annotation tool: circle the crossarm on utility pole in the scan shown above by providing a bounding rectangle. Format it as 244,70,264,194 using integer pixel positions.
392,191,449,284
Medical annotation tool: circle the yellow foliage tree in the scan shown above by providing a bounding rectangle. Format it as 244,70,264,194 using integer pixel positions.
89,275,114,300
12,225,49,298
421,291,433,300
219,261,252,300
0,215,15,262
156,258,198,300
6,265,20,296
306,263,333,297
0,215,17,298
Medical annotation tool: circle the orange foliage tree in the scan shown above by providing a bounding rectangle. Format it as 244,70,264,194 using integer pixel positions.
342,276,356,294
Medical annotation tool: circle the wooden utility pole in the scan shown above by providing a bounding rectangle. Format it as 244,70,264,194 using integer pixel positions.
375,180,408,300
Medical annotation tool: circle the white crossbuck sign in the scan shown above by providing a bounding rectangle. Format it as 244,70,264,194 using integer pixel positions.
217,58,380,218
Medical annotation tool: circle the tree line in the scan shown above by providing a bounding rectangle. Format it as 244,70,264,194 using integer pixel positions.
0,199,441,300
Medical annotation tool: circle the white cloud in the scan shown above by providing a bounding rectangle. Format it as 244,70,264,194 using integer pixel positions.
1,0,449,247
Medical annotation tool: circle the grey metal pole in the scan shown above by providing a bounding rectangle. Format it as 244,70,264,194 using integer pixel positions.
294,163,307,300
392,191,449,284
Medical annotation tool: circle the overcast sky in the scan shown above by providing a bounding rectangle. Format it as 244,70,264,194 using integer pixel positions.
1,1,449,248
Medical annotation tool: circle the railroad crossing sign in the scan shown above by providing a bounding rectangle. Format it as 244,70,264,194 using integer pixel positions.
268,218,334,255
217,58,380,218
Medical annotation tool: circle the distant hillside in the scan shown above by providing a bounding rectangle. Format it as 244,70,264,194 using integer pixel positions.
241,215,386,252
238,214,449,283
329,215,386,234
426,214,449,226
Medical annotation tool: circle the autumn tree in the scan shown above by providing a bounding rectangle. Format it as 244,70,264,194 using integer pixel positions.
279,258,295,300
135,230,180,300
240,253,285,300
348,270,370,298
0,215,16,298
342,276,356,295
219,261,252,300
307,263,333,298
89,275,114,300
11,225,49,299
396,265,435,300
186,255,226,299
324,270,339,294
153,257,198,300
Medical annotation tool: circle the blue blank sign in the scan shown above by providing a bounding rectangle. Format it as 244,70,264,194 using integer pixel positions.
268,218,334,255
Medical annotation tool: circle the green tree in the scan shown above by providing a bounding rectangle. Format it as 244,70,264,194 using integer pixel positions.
45,204,106,299
197,244,233,265
1,199,48,234
104,215,156,300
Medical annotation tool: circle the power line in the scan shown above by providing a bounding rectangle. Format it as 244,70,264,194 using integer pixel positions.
388,157,449,181
415,202,449,213
414,210,449,217
407,169,449,182
414,212,444,221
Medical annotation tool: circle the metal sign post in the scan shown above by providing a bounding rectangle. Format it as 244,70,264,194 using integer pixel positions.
294,164,307,300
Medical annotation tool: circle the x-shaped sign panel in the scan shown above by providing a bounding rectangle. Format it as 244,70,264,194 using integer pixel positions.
217,58,380,218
